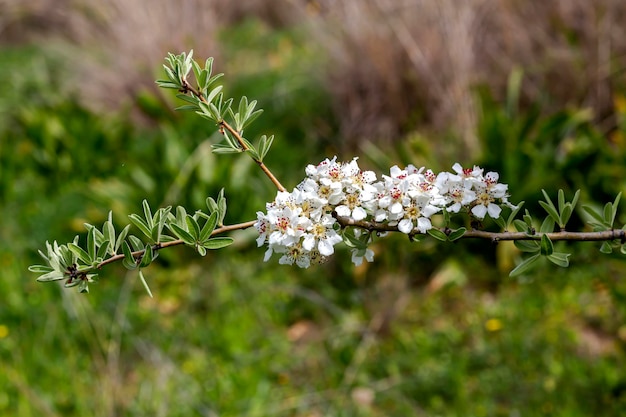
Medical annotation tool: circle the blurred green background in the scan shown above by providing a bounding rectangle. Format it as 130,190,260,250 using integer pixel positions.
2,1,626,415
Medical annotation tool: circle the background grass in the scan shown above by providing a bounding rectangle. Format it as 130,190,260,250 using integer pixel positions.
1,1,626,415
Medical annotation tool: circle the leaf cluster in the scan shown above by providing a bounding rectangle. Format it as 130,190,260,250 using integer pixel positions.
29,191,234,295
156,50,273,163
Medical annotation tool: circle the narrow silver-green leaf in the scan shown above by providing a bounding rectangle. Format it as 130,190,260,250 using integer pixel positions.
129,214,152,239
138,270,153,298
115,225,131,254
122,241,137,269
186,215,201,240
603,201,613,226
557,189,565,213
540,234,554,256
547,252,570,267
448,227,467,242
600,241,613,254
427,229,448,242
200,212,218,242
514,240,540,253
128,235,144,251
611,193,622,225
142,200,153,229
539,216,555,233
582,205,607,226
140,245,153,268
87,226,96,262
36,270,66,282
68,243,91,264
559,204,573,228
202,237,234,250
96,240,110,260
509,253,541,277
29,265,54,273
539,201,560,225
169,223,196,245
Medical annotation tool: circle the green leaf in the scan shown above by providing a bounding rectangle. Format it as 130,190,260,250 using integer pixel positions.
212,144,242,154
186,215,201,240
129,214,152,239
206,196,218,213
603,201,613,226
78,280,89,294
67,243,94,265
427,229,448,242
600,241,613,254
169,223,196,245
217,190,227,226
115,225,131,254
493,216,506,230
242,109,263,131
514,240,540,253
540,234,554,256
142,200,154,229
559,204,573,228
197,245,207,257
539,216,555,233
36,270,66,282
258,134,274,161
245,147,261,161
448,227,466,242
539,200,560,225
175,93,199,105
103,217,115,255
206,85,224,105
87,226,96,262
140,245,153,268
28,265,54,273
557,189,565,213
582,205,608,228
611,193,622,225
128,235,144,251
138,270,153,298
122,241,137,270
202,237,234,250
175,104,200,112
509,253,541,277
96,240,110,260
513,219,530,233
199,212,218,242
547,252,570,267
570,190,580,210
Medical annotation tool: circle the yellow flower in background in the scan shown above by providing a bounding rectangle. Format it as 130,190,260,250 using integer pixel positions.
0,324,8,339
485,318,503,332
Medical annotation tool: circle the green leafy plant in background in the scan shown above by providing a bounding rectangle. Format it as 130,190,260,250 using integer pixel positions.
28,51,626,295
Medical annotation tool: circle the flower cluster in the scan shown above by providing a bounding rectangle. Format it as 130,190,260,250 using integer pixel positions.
255,157,515,268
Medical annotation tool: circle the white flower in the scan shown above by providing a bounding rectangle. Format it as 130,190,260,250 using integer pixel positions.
302,215,342,256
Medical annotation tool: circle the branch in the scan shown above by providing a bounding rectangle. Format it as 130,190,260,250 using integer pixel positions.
97,220,256,270
335,216,626,243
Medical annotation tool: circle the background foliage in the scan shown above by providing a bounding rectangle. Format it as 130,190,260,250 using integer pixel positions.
1,0,626,415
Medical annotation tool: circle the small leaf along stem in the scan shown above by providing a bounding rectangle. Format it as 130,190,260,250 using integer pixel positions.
181,79,286,192
96,220,256,270
219,120,286,192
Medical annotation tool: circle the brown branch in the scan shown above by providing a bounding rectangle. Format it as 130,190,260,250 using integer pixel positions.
181,80,286,192
335,215,626,242
96,220,256,270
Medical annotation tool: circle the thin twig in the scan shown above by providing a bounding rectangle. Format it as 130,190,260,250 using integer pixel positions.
335,215,626,242
96,220,256,270
181,80,286,192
